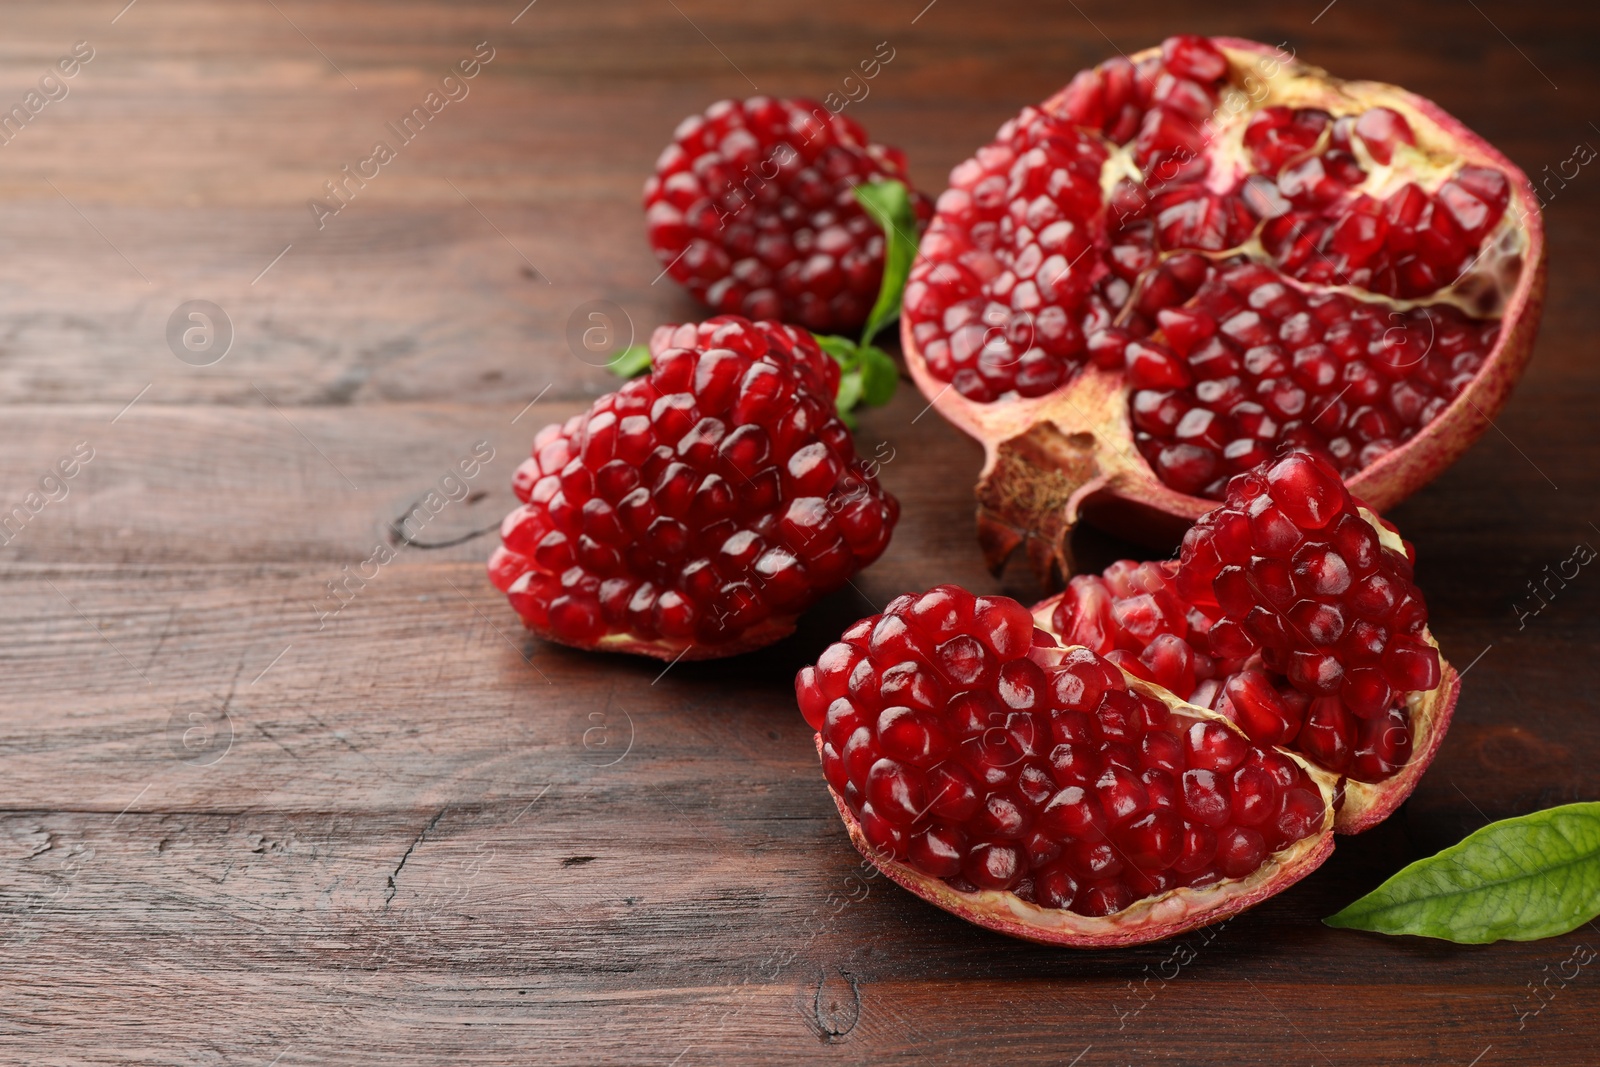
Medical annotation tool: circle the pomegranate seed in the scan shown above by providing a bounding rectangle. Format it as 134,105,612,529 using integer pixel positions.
1034,860,1082,909
1185,720,1249,773
1339,667,1394,719
878,706,951,767
1353,107,1415,164
1119,810,1185,869
1292,543,1352,596
927,764,981,821
1275,786,1326,840
1216,825,1267,879
965,841,1025,890
1173,824,1218,873
1223,669,1299,745
1077,880,1135,917
858,803,907,859
1298,696,1354,774
908,824,966,877
1229,764,1281,827
1352,703,1412,780
1383,634,1441,692
1266,453,1347,529
1039,784,1109,840
1180,768,1231,828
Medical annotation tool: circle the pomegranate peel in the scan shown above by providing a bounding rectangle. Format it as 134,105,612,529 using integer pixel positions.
817,664,1337,948
902,36,1545,583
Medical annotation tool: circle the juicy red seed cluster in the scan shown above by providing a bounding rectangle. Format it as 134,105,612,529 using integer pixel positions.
903,36,1513,498
902,39,1238,402
902,113,1114,400
490,316,899,651
1128,259,1500,497
1048,452,1437,783
1177,452,1438,776
797,585,1327,916
644,96,929,335
1051,558,1413,784
1244,106,1511,298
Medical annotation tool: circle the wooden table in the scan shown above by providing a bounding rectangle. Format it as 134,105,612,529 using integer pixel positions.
2,2,1596,1063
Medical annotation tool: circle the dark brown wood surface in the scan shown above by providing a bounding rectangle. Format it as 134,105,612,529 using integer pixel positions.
1,2,1597,1064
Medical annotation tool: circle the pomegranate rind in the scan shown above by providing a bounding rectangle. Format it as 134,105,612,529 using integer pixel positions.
578,614,801,662
905,37,1546,581
815,652,1339,947
1025,603,1457,836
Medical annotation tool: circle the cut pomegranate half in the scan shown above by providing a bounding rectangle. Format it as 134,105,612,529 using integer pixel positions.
901,35,1545,582
797,585,1337,947
1036,452,1459,833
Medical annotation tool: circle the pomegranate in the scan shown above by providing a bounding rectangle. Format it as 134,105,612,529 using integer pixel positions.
901,35,1544,582
490,316,898,660
645,96,931,335
1039,452,1459,834
796,457,1457,944
797,584,1338,947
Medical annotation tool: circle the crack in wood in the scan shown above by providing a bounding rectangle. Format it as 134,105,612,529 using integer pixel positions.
387,496,498,550
384,808,445,907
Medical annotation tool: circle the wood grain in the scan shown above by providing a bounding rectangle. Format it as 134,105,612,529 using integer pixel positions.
2,1,1598,1064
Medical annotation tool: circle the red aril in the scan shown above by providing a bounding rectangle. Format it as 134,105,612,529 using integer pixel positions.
797,584,1337,947
1043,452,1459,834
901,36,1544,582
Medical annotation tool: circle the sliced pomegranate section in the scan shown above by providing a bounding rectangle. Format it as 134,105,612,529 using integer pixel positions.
901,35,1544,582
1040,452,1460,834
797,585,1336,947
490,316,898,660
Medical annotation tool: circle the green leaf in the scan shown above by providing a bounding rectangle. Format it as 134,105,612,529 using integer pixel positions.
813,334,860,366
854,179,919,348
857,344,899,408
1325,802,1600,944
811,333,899,424
834,370,863,429
607,344,652,379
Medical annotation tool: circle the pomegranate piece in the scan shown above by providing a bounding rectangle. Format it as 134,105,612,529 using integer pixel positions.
901,36,1544,582
798,584,1337,947
645,96,931,335
1044,452,1460,834
490,316,899,660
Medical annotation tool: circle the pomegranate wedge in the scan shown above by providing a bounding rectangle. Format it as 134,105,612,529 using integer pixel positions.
797,456,1458,944
901,35,1544,582
798,586,1339,947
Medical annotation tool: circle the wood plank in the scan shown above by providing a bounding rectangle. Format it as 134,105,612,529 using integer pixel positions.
3,0,1600,1063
